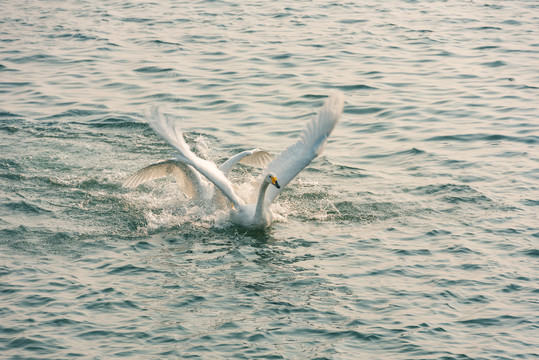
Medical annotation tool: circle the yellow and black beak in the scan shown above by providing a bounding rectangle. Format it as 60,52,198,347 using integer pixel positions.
271,176,281,189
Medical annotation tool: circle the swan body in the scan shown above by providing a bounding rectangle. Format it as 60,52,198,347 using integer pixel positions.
230,174,280,228
125,91,344,229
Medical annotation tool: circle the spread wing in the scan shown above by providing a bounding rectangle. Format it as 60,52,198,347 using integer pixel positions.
122,160,203,198
146,107,245,208
264,91,345,204
219,149,274,175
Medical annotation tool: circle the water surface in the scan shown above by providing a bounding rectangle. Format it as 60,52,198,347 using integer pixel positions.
1,0,538,358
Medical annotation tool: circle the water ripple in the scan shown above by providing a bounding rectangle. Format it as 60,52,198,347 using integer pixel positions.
1,0,538,359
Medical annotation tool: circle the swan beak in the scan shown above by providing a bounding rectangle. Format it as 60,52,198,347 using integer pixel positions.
271,176,281,189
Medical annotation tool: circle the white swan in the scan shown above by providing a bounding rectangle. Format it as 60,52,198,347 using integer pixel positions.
127,91,344,229
123,148,273,201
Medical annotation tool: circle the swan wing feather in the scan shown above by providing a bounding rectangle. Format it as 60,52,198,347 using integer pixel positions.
123,160,201,198
146,108,245,208
265,91,344,204
239,150,274,168
219,149,274,175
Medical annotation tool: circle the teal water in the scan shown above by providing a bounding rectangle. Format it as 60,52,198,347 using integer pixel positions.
1,0,538,358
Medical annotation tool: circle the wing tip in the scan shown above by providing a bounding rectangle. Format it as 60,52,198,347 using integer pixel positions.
326,90,345,117
122,177,138,189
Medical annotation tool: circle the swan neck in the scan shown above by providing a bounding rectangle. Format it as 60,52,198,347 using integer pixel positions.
254,180,270,219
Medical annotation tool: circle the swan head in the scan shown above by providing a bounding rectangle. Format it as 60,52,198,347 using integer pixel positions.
265,174,280,189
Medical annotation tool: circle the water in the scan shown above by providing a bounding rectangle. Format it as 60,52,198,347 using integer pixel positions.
1,0,538,358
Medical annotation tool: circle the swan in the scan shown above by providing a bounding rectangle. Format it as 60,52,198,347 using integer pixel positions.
123,148,273,201
126,91,344,228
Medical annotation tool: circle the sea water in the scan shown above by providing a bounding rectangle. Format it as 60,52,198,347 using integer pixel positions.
1,0,537,358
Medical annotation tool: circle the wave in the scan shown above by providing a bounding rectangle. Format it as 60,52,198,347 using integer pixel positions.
426,133,538,144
